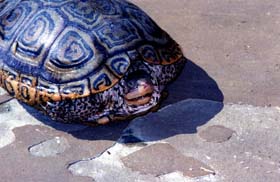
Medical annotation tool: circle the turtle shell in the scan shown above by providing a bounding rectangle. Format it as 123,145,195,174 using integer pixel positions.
0,0,182,105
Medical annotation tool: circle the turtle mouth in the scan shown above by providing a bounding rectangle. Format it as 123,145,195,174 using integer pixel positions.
124,70,154,106
124,85,154,106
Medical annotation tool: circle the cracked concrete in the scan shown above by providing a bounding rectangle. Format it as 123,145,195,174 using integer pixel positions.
0,96,279,181
0,0,280,181
68,99,280,182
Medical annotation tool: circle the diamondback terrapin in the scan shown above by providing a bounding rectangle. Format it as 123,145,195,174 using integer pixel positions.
0,0,185,124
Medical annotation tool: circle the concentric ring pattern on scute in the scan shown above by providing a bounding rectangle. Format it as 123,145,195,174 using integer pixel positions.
0,0,182,102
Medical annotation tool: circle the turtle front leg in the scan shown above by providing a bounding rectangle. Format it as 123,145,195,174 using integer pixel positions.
82,115,112,126
96,116,111,125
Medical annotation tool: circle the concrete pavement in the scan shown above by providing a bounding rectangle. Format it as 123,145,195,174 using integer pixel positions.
0,0,279,181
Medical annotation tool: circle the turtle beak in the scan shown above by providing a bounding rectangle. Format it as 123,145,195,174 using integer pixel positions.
124,76,154,106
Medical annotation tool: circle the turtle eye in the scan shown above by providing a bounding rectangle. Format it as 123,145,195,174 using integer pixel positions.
127,80,136,89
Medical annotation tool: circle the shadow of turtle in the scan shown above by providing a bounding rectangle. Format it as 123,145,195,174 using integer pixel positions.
118,58,224,143
22,104,130,141
22,57,224,142
164,58,224,105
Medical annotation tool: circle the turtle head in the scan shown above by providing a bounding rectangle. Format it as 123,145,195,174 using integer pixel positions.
124,70,154,106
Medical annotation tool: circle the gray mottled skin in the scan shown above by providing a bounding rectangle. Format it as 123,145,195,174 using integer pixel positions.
43,58,185,124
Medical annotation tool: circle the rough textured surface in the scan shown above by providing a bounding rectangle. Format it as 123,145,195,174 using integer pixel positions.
0,124,123,182
69,99,280,182
0,95,128,182
29,137,70,157
68,143,158,182
0,99,42,148
198,125,235,143
0,0,280,181
121,143,215,177
0,98,279,181
166,103,280,182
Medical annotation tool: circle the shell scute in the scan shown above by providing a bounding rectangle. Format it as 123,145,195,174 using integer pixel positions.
0,1,37,48
89,67,119,93
95,18,142,53
43,26,100,84
59,78,90,100
11,9,64,66
105,54,131,78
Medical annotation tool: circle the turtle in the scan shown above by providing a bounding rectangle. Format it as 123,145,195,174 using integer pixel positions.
0,0,185,125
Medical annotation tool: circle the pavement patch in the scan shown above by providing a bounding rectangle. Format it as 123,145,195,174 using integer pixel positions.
121,143,215,177
198,125,235,143
0,100,42,148
29,137,70,157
